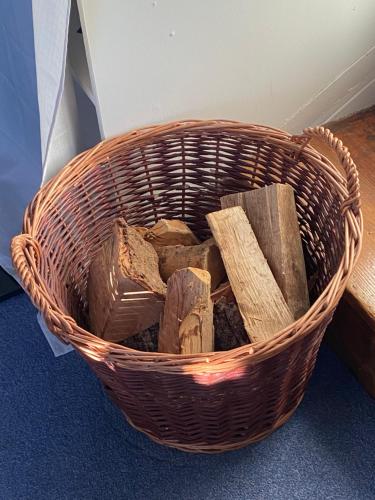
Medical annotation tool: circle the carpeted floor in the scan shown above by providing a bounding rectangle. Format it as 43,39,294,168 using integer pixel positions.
1,293,374,500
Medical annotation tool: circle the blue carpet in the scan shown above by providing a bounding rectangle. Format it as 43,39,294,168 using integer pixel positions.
1,293,374,500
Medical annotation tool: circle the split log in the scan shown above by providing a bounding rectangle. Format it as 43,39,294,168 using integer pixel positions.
88,218,166,342
206,206,294,342
156,238,226,290
145,219,200,246
221,184,309,319
158,267,214,354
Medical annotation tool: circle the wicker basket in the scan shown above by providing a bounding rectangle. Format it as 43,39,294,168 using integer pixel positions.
12,121,362,453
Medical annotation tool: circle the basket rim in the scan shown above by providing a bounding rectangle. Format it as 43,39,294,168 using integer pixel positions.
12,120,363,373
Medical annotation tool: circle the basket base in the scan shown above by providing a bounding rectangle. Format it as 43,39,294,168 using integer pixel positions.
121,394,304,454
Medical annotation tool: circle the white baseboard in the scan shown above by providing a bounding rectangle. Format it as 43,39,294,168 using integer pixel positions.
284,45,375,132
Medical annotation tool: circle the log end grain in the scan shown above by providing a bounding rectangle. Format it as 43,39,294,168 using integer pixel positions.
145,219,200,246
155,237,226,290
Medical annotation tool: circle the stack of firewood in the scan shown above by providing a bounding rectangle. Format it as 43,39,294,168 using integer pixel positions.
88,183,310,353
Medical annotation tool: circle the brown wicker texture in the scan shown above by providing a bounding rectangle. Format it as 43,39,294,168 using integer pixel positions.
11,121,362,453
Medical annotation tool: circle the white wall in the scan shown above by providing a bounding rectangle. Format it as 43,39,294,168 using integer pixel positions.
78,0,375,137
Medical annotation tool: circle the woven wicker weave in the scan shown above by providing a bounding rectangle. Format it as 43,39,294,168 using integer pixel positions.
12,121,362,453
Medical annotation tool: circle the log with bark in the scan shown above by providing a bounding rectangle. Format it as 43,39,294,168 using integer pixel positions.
120,324,159,352
214,298,249,351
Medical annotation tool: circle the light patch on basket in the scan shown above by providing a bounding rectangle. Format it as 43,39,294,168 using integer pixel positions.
192,367,247,386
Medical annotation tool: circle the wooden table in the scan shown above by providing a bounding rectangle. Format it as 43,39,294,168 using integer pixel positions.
312,107,375,397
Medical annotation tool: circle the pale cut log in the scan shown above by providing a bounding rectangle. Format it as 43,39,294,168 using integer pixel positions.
206,207,294,342
158,267,214,354
155,238,226,290
221,184,309,319
88,218,166,342
145,219,200,246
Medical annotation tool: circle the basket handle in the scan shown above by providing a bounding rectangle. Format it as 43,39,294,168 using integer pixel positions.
303,126,361,215
11,233,75,339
